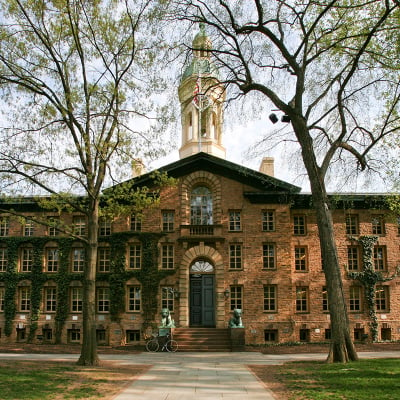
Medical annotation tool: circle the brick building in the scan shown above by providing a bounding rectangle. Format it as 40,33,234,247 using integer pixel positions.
0,26,399,347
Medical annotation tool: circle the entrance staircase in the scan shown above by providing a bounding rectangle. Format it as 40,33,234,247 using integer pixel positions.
173,328,231,352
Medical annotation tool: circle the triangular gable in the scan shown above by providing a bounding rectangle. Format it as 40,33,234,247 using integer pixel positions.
113,152,301,194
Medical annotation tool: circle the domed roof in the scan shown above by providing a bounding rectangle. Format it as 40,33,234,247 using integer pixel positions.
181,23,219,82
192,23,212,51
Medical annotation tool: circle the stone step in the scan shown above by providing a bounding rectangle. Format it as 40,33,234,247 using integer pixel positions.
172,328,232,352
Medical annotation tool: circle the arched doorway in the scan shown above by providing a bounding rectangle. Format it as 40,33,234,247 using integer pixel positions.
189,259,215,327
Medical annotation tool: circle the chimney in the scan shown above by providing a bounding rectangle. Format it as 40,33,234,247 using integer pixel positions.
259,157,274,177
132,159,146,178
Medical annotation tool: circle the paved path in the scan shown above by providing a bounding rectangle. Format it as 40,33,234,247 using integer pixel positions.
1,351,399,400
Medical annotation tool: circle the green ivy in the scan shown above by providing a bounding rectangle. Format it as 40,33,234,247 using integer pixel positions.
0,232,175,341
348,235,398,341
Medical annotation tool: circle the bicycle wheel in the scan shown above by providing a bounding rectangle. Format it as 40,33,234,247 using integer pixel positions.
166,339,178,352
146,339,159,352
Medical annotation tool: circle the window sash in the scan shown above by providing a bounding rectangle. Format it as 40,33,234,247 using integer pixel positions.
0,217,9,236
293,215,306,235
229,211,241,231
0,248,7,271
97,288,110,312
229,244,242,269
263,244,275,269
296,287,308,312
162,211,174,231
295,247,307,271
21,248,33,272
128,245,142,269
71,288,83,312
230,286,242,310
264,285,276,311
46,248,59,272
128,286,141,311
161,245,174,269
72,248,85,272
345,214,358,235
45,287,57,312
97,248,110,272
262,211,275,232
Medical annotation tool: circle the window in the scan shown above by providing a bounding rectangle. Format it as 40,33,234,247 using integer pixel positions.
0,248,7,272
126,330,141,343
299,329,310,342
190,186,213,225
97,287,110,312
230,286,242,310
262,211,275,232
44,287,57,312
296,287,308,312
128,286,141,311
71,287,83,312
349,286,362,311
24,217,34,236
264,285,277,312
97,247,110,272
68,329,80,343
20,248,33,272
99,219,112,236
19,287,31,311
397,216,400,235
295,247,307,271
345,214,359,235
161,287,174,311
46,248,59,272
72,248,85,272
162,211,174,232
347,246,360,271
128,244,141,269
47,217,60,236
130,214,142,231
263,244,276,269
229,211,241,231
373,246,386,271
264,329,278,342
0,287,4,311
293,215,306,235
161,244,174,269
73,216,86,236
0,217,9,237
229,244,242,269
376,286,389,312
372,215,385,235
322,286,328,311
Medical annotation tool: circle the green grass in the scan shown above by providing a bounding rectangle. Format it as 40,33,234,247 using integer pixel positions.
0,360,146,399
278,358,400,400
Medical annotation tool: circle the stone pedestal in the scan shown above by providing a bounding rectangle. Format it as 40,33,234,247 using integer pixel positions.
230,328,245,351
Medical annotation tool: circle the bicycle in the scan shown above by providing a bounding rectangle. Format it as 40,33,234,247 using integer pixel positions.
145,332,178,352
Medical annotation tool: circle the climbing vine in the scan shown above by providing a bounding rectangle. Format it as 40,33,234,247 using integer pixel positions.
0,232,175,341
347,235,399,341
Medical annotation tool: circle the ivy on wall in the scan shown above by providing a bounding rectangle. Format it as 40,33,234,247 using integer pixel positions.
0,232,175,341
347,235,399,341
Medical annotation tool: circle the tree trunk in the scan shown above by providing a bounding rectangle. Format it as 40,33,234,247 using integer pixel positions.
77,200,100,366
295,119,358,363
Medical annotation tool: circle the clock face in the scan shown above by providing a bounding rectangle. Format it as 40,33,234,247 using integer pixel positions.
193,93,211,111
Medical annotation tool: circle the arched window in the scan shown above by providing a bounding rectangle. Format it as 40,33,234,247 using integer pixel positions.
190,186,213,225
187,112,193,140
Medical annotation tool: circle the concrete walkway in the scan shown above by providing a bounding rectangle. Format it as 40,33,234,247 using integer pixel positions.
1,351,399,400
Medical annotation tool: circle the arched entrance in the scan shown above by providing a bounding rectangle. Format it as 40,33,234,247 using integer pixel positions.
189,259,215,327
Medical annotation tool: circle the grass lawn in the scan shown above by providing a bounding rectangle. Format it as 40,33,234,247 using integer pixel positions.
0,360,149,399
250,358,400,400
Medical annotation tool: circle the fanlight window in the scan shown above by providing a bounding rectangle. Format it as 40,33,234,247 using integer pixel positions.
191,260,214,273
190,186,213,225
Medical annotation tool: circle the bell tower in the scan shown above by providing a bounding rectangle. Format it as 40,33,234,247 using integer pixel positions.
178,24,226,159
